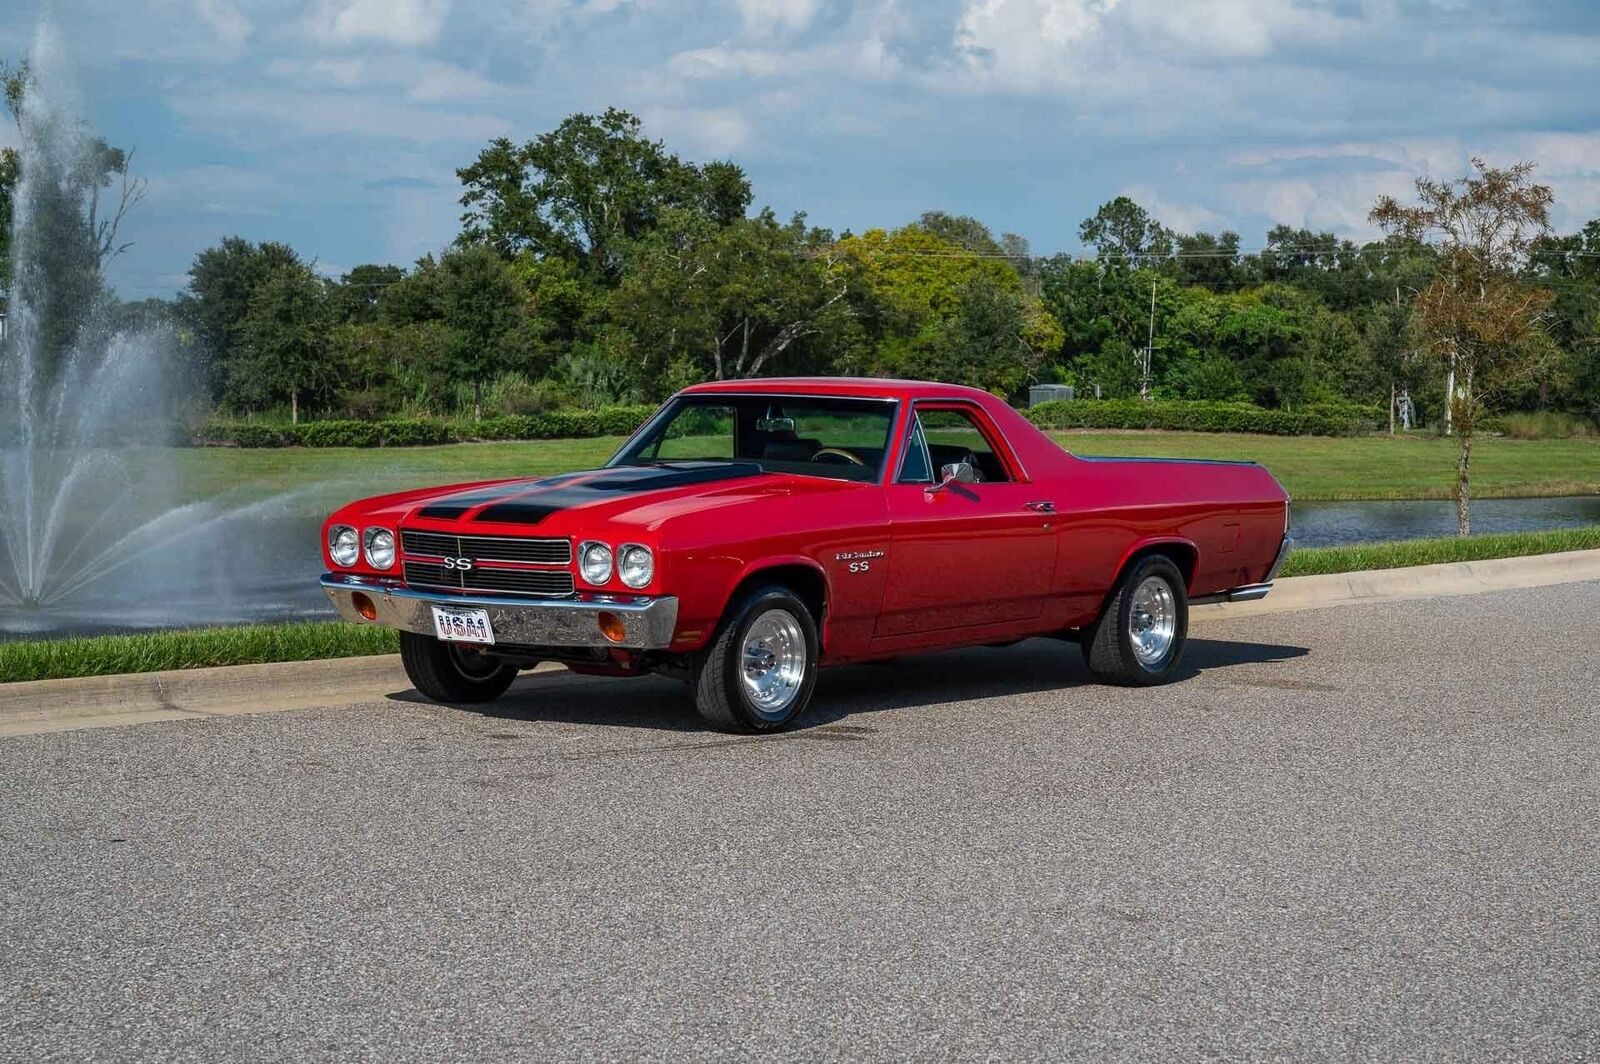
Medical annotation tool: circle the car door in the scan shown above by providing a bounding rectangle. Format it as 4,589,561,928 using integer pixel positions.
874,403,1058,638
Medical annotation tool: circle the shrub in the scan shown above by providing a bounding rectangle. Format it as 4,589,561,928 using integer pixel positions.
1025,399,1383,437
1496,410,1595,440
294,420,386,448
194,421,290,447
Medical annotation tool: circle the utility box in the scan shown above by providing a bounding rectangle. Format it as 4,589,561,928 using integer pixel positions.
1029,384,1075,406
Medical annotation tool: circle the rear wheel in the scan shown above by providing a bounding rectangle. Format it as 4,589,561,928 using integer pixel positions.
692,584,819,733
399,631,520,704
1083,555,1189,686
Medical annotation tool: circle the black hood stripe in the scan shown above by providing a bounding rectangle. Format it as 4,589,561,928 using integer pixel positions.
416,472,595,520
474,462,766,525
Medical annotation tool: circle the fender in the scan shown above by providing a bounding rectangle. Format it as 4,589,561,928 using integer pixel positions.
1109,535,1201,593
725,553,836,646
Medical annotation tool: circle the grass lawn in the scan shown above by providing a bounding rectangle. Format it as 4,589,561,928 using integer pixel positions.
1050,431,1600,501
0,622,398,685
137,429,1599,507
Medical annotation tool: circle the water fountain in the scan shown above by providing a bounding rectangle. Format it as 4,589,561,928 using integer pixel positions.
0,26,325,637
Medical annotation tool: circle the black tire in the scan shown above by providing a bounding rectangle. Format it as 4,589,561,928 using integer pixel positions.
1083,555,1189,686
692,583,819,733
399,631,520,704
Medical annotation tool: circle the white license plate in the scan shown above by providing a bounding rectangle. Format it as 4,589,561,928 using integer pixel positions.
431,606,495,645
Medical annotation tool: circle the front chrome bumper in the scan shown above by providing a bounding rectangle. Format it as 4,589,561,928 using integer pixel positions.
321,574,679,650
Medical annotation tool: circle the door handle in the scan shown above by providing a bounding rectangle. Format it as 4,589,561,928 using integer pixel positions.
1025,500,1056,513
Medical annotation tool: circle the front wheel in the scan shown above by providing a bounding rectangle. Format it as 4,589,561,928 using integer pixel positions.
692,584,819,733
1083,556,1189,686
399,631,520,704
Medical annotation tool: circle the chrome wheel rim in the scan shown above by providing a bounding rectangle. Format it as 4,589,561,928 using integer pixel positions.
740,609,807,718
1128,576,1177,667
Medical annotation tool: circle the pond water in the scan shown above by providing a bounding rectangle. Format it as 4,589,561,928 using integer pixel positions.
1291,495,1600,547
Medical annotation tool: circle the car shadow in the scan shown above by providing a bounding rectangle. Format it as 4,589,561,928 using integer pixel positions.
384,636,1310,736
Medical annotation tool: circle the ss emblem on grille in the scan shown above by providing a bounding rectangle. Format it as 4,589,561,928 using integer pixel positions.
443,556,475,571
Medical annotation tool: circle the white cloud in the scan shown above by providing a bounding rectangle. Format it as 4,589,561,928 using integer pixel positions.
1119,183,1226,235
409,61,497,101
309,0,453,47
195,0,251,49
956,0,1118,85
645,105,754,154
953,0,1361,89
668,47,786,80
735,0,821,34
173,85,511,146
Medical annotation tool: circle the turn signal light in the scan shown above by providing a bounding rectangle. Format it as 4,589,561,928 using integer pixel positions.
352,592,378,622
598,611,626,644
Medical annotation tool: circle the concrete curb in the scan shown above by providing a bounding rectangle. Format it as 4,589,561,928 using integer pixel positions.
1191,547,1600,621
3,548,1597,738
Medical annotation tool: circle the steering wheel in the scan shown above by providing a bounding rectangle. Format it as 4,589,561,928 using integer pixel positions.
811,447,866,466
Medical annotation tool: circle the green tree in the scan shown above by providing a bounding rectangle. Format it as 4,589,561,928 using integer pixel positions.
1,57,146,379
1079,196,1173,266
611,209,855,388
177,238,304,399
1528,219,1600,418
437,245,526,416
1172,230,1242,288
1371,158,1559,533
230,262,333,422
456,108,752,277
330,263,405,324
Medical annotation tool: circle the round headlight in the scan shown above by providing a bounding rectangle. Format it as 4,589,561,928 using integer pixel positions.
579,541,614,585
329,525,360,567
618,544,654,589
364,527,395,570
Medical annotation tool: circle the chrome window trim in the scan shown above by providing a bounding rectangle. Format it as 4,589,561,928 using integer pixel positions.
893,409,936,485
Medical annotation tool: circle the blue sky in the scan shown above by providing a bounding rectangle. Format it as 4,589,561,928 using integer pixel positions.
4,0,1599,299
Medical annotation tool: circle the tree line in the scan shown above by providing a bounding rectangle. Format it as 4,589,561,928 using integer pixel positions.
3,99,1598,435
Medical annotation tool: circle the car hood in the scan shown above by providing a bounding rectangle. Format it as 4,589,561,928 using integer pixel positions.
353,460,863,536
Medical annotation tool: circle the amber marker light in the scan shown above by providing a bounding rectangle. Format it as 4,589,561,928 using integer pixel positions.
598,611,626,644
351,592,378,621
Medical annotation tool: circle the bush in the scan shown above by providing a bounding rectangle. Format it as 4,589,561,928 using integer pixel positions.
1495,411,1595,440
295,420,386,448
1025,399,1383,437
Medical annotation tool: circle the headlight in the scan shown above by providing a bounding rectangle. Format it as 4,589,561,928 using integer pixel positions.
328,525,360,567
364,527,396,569
579,541,613,585
618,544,654,589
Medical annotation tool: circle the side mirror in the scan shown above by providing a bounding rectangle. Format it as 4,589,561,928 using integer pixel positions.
926,460,978,494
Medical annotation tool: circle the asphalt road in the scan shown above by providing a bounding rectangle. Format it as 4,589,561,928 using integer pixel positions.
2,585,1597,1062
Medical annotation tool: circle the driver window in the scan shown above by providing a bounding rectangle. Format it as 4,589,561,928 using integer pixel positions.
915,408,1012,483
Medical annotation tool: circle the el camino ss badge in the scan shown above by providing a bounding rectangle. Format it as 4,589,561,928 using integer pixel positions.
836,549,885,574
443,556,475,571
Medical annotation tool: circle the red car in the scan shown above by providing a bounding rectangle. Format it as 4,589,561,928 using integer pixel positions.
322,378,1291,731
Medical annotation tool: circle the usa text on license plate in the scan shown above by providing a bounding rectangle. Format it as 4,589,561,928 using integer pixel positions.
431,606,494,644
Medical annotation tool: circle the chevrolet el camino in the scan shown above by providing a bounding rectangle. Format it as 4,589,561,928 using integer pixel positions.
322,378,1291,732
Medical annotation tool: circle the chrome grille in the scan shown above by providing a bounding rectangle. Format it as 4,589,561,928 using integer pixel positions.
400,529,571,565
402,561,575,598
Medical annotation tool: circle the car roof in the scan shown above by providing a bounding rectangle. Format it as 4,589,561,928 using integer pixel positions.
678,377,996,402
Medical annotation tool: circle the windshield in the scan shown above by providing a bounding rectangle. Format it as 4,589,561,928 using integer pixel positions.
612,395,897,484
